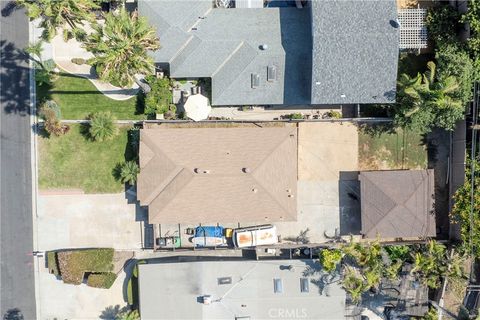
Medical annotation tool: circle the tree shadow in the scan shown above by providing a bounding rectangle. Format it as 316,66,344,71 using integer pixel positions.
99,304,128,320
2,309,24,320
0,40,31,115
1,1,20,17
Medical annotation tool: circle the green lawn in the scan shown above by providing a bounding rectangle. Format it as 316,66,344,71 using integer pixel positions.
358,125,428,170
39,124,132,193
37,73,145,120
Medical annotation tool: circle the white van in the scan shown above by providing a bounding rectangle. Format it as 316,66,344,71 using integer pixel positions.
232,225,278,248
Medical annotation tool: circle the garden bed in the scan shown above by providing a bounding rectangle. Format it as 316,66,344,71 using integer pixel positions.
37,73,145,120
39,124,134,193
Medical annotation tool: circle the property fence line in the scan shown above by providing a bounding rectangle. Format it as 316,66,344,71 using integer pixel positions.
37,117,394,126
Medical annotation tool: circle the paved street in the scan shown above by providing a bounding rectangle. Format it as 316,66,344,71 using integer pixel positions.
1,1,36,319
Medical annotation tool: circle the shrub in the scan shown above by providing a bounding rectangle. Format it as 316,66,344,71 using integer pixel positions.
89,112,118,141
319,249,342,273
384,245,410,262
40,103,69,136
325,110,342,119
144,76,173,118
127,278,134,305
47,251,60,276
128,127,140,154
426,5,461,46
120,161,140,185
86,272,117,289
57,248,115,285
71,57,86,65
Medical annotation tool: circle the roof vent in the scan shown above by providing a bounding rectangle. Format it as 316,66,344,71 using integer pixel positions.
267,65,277,82
340,94,346,98
203,170,210,174
288,194,294,198
242,167,251,173
251,73,260,89
202,295,212,305
252,188,258,193
259,44,268,50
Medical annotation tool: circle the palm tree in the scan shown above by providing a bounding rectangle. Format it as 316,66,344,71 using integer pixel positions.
120,161,140,185
16,0,98,41
89,112,118,141
396,61,463,132
24,40,45,68
83,9,160,88
342,269,368,303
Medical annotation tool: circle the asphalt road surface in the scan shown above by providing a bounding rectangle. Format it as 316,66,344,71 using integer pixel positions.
1,1,37,319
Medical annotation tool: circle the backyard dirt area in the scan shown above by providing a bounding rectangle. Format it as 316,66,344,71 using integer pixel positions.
37,193,146,251
358,124,428,171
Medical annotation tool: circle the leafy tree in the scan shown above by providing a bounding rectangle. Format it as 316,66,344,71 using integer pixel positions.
451,158,480,257
435,44,474,105
426,5,461,47
89,112,118,141
395,61,464,133
319,249,342,273
120,161,140,185
16,0,98,41
83,9,160,88
462,0,480,56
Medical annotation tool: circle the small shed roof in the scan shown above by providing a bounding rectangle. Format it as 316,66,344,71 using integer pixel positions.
359,169,436,239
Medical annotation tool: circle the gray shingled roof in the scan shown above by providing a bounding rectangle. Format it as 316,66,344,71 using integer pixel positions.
311,0,399,104
139,0,398,106
138,0,311,106
359,170,436,239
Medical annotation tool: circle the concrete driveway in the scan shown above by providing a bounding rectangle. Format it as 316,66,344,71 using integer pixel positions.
37,193,145,251
276,122,360,243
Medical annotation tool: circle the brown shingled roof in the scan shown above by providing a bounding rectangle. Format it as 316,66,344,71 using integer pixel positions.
359,169,436,239
137,127,298,224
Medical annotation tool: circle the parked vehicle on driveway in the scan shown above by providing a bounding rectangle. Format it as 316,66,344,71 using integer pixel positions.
232,225,278,248
191,226,227,247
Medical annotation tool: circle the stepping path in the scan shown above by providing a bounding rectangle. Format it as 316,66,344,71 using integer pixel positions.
51,27,139,101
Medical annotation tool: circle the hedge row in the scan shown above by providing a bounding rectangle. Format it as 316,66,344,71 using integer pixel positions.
86,272,117,289
47,251,60,276
47,248,116,288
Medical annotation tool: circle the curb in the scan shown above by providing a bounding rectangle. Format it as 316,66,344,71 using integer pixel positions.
29,19,42,320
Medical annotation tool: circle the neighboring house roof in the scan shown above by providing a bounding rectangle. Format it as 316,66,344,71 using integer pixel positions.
310,0,399,104
139,0,311,106
138,259,346,319
359,170,435,239
137,126,298,224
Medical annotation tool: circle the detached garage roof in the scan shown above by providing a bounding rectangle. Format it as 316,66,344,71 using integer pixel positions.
137,126,298,224
359,170,436,239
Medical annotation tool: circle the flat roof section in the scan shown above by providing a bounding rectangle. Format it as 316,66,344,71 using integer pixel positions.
138,260,346,319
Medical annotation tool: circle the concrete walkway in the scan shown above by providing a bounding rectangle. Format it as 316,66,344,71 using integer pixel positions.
51,26,139,101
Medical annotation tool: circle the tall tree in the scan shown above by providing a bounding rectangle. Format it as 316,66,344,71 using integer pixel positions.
83,9,160,88
395,61,464,133
16,0,98,41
